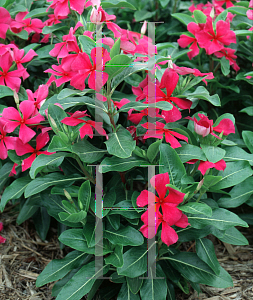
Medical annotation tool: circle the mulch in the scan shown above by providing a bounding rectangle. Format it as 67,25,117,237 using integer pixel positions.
1,204,253,300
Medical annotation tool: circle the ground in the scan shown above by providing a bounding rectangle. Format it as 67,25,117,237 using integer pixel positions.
0,204,253,300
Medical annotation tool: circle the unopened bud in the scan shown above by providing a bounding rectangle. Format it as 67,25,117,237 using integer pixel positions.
210,7,215,19
13,90,19,106
63,189,72,202
48,115,58,132
196,179,204,192
90,7,102,24
167,55,173,69
141,21,147,35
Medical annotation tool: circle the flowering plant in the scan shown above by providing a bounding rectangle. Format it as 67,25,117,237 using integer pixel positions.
0,0,253,299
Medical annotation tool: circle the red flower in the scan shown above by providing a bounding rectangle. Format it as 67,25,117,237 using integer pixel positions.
196,16,236,55
185,113,235,138
143,69,192,120
10,11,44,34
214,48,240,72
178,23,202,60
128,108,161,125
45,63,76,87
70,47,111,91
0,7,11,39
0,222,6,244
214,0,237,9
9,163,18,177
1,101,45,144
0,121,18,160
141,121,188,148
187,159,227,175
47,0,91,17
0,52,24,91
15,132,53,171
61,111,107,139
137,173,189,246
26,84,49,114
126,126,145,145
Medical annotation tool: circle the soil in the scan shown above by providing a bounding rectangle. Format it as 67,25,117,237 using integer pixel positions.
1,204,253,300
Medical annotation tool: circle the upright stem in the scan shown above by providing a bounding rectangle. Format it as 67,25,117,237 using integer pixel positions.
106,80,116,131
75,155,95,185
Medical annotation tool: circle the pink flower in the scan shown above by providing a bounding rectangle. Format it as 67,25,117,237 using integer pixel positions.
141,121,188,148
61,111,107,139
126,126,145,145
45,63,76,87
47,0,91,17
137,173,189,246
26,84,49,114
10,11,44,34
178,23,202,60
0,121,18,160
1,101,45,144
15,133,53,172
186,113,235,138
44,14,67,26
214,0,237,8
113,98,130,109
214,48,240,72
0,52,24,91
70,47,111,91
196,17,236,55
11,48,37,80
187,159,226,175
143,69,192,121
90,6,115,24
9,162,18,177
0,222,6,244
0,7,11,39
128,108,161,125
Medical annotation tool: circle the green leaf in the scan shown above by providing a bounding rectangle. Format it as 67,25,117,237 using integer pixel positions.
172,13,196,26
111,64,146,91
17,195,40,225
110,38,121,58
105,55,132,80
215,227,248,245
118,243,155,278
202,175,223,189
159,0,171,8
55,262,109,300
220,56,230,76
188,208,248,230
211,161,253,190
72,139,107,163
200,144,226,163
104,245,123,268
177,226,214,242
0,177,31,212
193,10,207,24
134,10,156,22
126,276,143,294
227,6,247,16
42,24,69,34
234,30,253,36
48,103,69,135
187,86,221,106
196,238,220,275
78,35,96,54
159,144,186,188
23,7,48,19
99,156,150,173
223,146,253,166
25,173,85,198
29,153,68,179
240,106,253,116
105,126,136,158
117,282,140,300
213,113,235,127
57,88,91,100
32,207,51,240
104,226,144,246
48,135,72,152
242,131,253,154
175,144,206,163
147,139,162,163
217,177,253,208
179,202,212,217
119,101,173,112
36,251,89,287
139,264,167,300
109,200,142,219
0,85,13,98
101,0,136,10
59,210,87,223
78,181,91,212
0,162,13,192
167,252,233,288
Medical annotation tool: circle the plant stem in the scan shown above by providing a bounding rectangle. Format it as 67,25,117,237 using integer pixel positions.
75,155,96,185
172,0,179,13
106,80,116,131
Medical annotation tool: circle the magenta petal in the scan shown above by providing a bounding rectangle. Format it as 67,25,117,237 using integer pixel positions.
162,204,183,225
21,49,38,63
214,159,226,171
79,123,93,139
213,119,235,136
3,121,20,133
15,139,34,156
161,222,178,246
19,100,35,120
160,69,179,97
174,213,189,228
170,97,192,110
3,136,18,150
22,153,37,172
164,187,185,204
36,132,50,150
0,140,7,160
198,161,214,175
164,132,182,148
2,107,21,121
19,124,36,144
136,190,155,207
150,173,170,199
61,117,84,126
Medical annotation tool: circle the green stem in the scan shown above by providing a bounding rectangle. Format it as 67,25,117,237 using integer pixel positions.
75,155,95,185
106,80,116,131
172,0,179,13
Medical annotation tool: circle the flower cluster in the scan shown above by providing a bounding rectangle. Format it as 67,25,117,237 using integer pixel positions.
178,5,239,70
137,173,189,246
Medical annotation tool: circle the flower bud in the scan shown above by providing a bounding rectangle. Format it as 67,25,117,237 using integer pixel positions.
63,189,72,202
141,21,147,35
90,7,102,24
